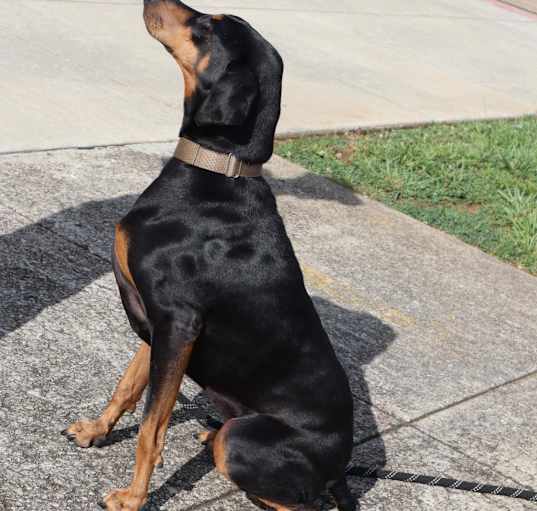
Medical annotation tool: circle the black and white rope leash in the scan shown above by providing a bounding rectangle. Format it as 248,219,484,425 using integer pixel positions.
180,405,537,504
346,465,537,503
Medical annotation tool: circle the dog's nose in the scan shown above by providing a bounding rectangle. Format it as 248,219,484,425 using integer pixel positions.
143,0,195,15
143,0,199,43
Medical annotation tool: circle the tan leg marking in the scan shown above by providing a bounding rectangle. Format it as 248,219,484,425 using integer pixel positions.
258,500,295,511
103,344,194,510
197,430,217,444
64,343,150,448
114,224,135,287
212,419,236,480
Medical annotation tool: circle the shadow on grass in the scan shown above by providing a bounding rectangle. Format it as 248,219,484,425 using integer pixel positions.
267,172,362,207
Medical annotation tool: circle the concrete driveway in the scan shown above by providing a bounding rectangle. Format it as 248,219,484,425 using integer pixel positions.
2,0,537,153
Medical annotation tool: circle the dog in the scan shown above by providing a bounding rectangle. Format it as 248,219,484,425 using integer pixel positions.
62,2,356,510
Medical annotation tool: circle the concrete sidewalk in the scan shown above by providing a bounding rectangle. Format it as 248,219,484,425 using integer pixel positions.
1,143,536,510
2,0,537,153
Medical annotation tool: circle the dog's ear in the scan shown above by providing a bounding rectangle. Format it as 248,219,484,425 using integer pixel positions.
194,66,258,127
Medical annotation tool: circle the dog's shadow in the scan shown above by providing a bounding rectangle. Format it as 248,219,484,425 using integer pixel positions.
0,195,137,339
1,195,392,510
313,297,396,510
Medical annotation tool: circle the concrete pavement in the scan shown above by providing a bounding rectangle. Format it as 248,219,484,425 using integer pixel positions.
2,0,537,153
1,143,537,510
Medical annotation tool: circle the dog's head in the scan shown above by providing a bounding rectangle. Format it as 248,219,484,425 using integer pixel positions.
143,0,283,164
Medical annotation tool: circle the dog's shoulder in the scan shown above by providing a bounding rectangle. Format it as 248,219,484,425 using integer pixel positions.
117,159,301,312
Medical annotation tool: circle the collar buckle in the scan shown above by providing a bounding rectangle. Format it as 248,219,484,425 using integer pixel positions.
225,154,242,178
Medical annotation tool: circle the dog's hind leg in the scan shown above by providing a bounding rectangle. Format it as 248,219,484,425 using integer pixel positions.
212,415,322,511
101,304,202,511
62,341,151,448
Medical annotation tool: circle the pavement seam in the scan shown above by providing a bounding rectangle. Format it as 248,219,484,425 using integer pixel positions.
355,368,537,449
410,424,532,489
355,421,533,495
400,369,537,428
353,371,537,492
1,113,535,156
495,0,537,18
0,139,177,156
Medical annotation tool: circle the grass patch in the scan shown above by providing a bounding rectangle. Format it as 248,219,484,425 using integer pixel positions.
275,117,537,275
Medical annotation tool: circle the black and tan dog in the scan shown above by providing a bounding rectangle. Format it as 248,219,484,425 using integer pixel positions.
62,1,355,510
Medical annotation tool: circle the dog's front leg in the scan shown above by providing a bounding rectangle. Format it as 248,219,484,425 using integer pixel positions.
63,341,151,447
101,305,202,511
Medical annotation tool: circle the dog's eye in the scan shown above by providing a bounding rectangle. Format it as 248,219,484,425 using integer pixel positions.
191,16,212,44
191,32,205,45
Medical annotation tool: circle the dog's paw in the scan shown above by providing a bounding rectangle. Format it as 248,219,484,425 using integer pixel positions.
99,488,146,511
61,419,108,448
194,429,217,445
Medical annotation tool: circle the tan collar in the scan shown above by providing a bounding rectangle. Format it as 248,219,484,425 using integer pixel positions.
174,137,263,178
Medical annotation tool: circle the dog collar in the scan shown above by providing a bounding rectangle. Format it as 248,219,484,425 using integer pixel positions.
174,138,263,179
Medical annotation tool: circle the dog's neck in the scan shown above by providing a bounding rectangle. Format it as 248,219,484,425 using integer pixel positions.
174,137,263,178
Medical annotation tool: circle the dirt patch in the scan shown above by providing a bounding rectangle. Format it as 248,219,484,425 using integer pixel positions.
457,203,482,215
335,141,357,165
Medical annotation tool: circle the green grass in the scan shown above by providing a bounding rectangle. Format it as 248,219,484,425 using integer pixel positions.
275,117,537,275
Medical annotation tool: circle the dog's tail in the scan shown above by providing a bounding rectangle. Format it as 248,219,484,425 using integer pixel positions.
329,477,357,511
